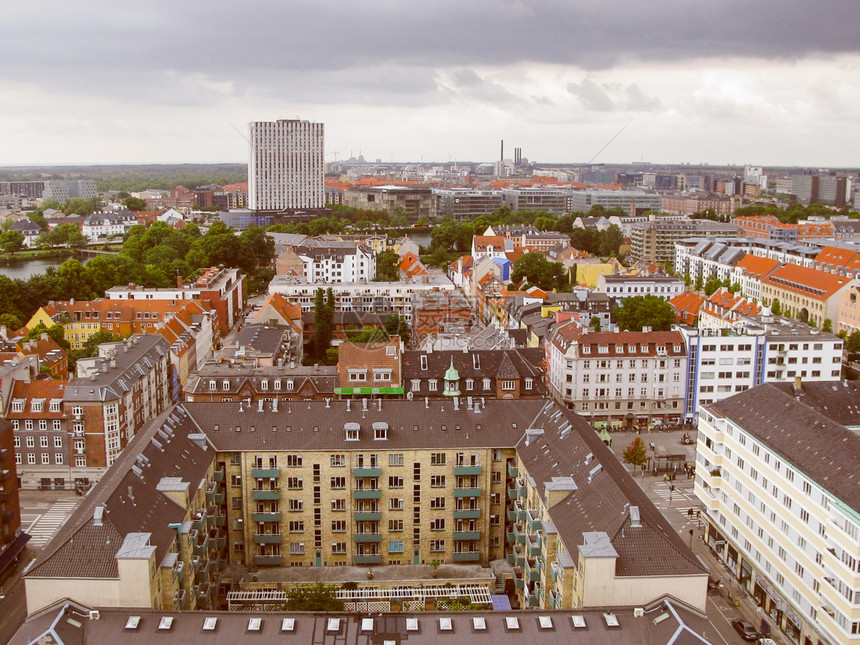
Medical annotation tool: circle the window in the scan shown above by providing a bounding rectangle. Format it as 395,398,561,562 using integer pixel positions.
389,453,403,467
55,453,63,465
430,475,446,488
28,453,35,464
483,378,491,390
26,436,34,448
75,455,86,467
411,379,420,392
430,540,445,552
288,499,304,512
389,498,404,511
388,541,404,553
288,520,304,532
428,380,438,392
465,379,474,390
289,542,305,555
331,477,346,489
331,520,347,532
430,453,446,466
524,378,533,390
331,499,346,512
40,436,49,448
330,454,345,467
388,476,403,489
286,454,302,467
331,542,347,554
222,380,230,391
53,420,61,431
13,437,19,448
430,497,445,510
501,380,515,391
287,477,303,490
389,519,403,531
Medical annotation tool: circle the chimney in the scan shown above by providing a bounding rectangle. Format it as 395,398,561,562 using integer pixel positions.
177,272,183,289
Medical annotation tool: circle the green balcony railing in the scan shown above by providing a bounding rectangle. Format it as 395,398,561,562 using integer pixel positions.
453,487,481,498
453,552,480,562
353,533,382,543
453,531,480,541
453,465,482,476
507,486,518,500
353,489,381,499
251,468,280,479
527,509,542,532
353,511,382,521
514,501,527,522
212,468,224,482
354,554,382,565
515,479,527,497
454,509,481,520
506,507,517,522
513,524,526,544
252,489,281,501
254,555,283,566
527,534,542,557
353,467,382,477
253,534,283,544
506,551,515,565
508,463,519,478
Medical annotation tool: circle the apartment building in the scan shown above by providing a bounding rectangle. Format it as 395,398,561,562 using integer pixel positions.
268,274,455,324
484,224,571,253
761,265,854,329
814,246,860,280
6,380,69,490
434,188,502,220
567,190,662,216
695,381,860,645
838,282,860,334
23,396,708,616
596,273,684,300
105,266,246,334
335,338,403,397
501,187,571,215
296,239,376,283
80,209,137,240
342,186,437,222
23,406,228,614
545,323,687,428
183,362,337,402
61,335,171,485
411,290,473,344
675,237,819,276
732,255,783,302
631,221,741,265
248,119,324,212
0,418,25,577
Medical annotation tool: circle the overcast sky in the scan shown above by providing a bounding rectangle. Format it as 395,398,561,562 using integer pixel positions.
2,1,859,167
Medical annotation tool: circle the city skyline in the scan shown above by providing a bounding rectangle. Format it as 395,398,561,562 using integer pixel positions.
1,1,859,167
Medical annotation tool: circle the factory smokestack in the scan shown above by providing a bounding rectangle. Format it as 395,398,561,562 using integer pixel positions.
500,139,504,162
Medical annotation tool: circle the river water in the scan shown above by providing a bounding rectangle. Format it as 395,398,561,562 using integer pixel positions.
0,255,90,281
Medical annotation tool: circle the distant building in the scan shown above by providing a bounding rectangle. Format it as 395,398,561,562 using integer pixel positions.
248,119,325,212
760,264,854,329
183,361,337,402
81,209,137,240
433,188,502,220
630,220,741,265
567,190,661,216
41,179,97,205
411,290,473,345
596,273,684,300
342,185,437,222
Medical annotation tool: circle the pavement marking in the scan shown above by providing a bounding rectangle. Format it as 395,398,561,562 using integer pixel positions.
25,499,81,547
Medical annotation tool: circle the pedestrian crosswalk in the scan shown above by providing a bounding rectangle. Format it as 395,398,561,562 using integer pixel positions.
26,499,81,547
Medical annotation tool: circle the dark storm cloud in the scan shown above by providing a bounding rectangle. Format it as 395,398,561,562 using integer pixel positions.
1,0,857,104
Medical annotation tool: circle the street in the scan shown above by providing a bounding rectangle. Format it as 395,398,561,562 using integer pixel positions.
608,428,777,645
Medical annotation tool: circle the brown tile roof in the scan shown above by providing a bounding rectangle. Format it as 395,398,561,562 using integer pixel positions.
6,380,68,419
473,235,505,251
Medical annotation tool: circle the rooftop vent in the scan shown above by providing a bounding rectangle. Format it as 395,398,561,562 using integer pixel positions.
630,506,641,528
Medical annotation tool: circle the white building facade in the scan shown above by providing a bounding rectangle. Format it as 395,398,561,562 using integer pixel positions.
298,242,375,283
596,273,685,300
248,119,325,211
695,382,860,645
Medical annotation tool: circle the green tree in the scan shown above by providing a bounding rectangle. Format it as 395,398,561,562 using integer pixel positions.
622,437,648,472
770,299,782,316
0,313,23,331
694,275,703,292
846,330,860,354
347,327,388,343
0,230,24,254
384,314,411,345
589,316,601,332
703,275,723,296
312,288,335,359
122,196,148,211
822,319,833,333
282,583,345,611
56,259,97,300
598,224,624,257
511,253,567,291
375,250,400,282
25,323,70,351
239,225,275,273
615,295,676,332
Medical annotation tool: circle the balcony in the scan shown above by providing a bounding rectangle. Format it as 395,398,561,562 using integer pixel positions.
173,589,187,610
453,531,481,541
514,568,524,589
454,508,481,520
191,516,204,532
527,534,542,557
252,489,281,501
526,584,541,607
254,555,283,566
353,511,382,522
524,558,541,582
513,545,525,566
514,500,527,522
453,552,480,562
251,468,280,479
453,487,481,498
353,467,382,477
506,551,515,565
527,509,543,532
354,533,382,543
516,478,527,497
353,489,381,499
513,524,526,545
212,467,225,482
506,507,517,522
252,512,281,523
508,463,519,478
253,534,283,544
507,486,518,501
453,464,482,476
355,554,382,565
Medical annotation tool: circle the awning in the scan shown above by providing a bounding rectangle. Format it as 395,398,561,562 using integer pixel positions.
0,532,31,573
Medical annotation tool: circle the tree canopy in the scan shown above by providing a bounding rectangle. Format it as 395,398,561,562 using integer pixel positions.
511,253,567,291
615,295,676,332
282,583,344,612
375,250,400,282
622,437,648,471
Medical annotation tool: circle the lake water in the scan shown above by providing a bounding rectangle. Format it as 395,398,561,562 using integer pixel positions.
0,255,90,280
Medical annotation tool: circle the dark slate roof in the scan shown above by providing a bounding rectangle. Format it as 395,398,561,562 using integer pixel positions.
232,324,289,355
709,382,860,513
10,598,716,645
25,405,213,580
516,404,705,578
401,349,545,390
184,364,338,395
11,218,41,234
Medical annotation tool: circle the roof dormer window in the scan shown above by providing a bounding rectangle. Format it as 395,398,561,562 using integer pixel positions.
345,423,360,441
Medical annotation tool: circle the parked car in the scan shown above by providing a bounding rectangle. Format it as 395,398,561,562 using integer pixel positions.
731,619,758,641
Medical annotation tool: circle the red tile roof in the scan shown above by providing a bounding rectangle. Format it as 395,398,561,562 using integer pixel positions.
763,264,851,300
734,254,781,278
